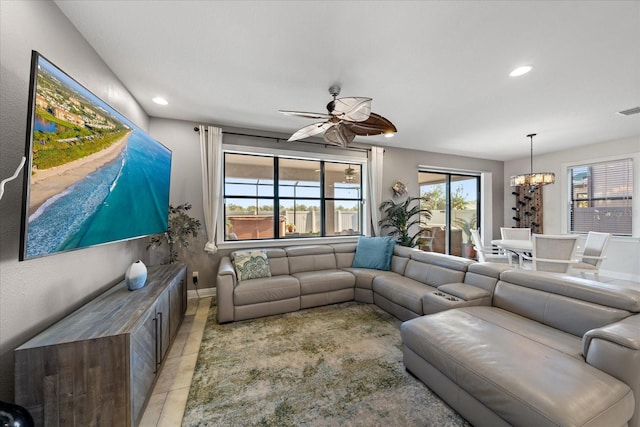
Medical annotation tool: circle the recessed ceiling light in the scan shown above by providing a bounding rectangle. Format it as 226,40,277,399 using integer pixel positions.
509,66,532,77
152,97,168,105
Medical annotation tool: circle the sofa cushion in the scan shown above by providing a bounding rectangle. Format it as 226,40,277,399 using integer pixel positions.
286,245,337,274
404,259,466,287
292,270,355,295
373,275,436,314
331,243,357,268
233,250,272,281
499,270,640,313
234,276,300,306
401,307,635,427
494,280,633,337
342,268,401,290
352,236,395,270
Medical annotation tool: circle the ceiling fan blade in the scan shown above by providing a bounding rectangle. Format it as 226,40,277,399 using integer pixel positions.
330,97,372,122
279,110,332,120
323,123,356,148
344,112,397,136
288,121,333,142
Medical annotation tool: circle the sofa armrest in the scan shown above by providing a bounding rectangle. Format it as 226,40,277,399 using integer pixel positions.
216,256,236,323
583,315,640,355
438,283,491,301
423,283,492,315
583,315,640,426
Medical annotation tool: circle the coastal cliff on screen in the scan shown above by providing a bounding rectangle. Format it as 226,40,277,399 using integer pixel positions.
22,53,171,260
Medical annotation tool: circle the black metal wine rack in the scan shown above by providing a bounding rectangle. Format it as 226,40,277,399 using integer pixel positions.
511,185,543,233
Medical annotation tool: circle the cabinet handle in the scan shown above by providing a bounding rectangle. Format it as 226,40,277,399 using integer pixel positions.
153,316,158,374
158,311,163,368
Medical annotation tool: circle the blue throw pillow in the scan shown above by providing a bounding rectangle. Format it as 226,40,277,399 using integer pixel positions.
352,236,395,271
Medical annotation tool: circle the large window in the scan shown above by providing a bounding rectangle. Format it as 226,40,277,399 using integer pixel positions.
224,153,363,241
569,158,633,236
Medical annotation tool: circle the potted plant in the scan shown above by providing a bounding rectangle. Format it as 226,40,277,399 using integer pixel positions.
378,196,431,247
453,215,477,259
148,203,201,264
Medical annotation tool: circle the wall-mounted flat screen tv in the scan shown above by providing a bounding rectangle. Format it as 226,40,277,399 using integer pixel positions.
20,51,172,260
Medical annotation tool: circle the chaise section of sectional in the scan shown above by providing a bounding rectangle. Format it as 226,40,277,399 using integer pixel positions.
401,269,640,427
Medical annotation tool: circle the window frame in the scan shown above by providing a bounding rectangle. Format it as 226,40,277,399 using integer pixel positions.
562,152,639,238
220,144,368,248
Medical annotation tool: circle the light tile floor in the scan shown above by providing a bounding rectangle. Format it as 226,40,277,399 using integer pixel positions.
139,296,212,427
139,275,639,426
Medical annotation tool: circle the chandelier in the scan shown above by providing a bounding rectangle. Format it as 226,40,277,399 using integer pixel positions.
509,133,555,187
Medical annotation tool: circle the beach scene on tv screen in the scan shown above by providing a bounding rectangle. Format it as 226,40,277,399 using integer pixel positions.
24,54,171,259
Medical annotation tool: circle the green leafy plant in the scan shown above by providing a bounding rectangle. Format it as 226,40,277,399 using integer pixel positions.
148,203,201,264
453,215,477,245
378,196,432,247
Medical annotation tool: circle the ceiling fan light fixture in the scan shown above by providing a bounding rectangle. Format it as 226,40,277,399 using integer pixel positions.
510,133,555,187
279,86,396,147
384,131,395,138
509,65,533,77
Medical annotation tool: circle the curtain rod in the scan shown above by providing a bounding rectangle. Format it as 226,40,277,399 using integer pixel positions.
194,126,371,153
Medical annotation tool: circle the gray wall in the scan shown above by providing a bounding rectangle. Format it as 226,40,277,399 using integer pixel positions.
0,1,150,401
147,117,505,290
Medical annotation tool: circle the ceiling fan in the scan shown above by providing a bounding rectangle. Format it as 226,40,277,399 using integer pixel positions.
279,86,397,148
344,164,359,182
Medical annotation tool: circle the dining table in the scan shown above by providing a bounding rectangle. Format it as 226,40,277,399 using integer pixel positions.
491,239,533,253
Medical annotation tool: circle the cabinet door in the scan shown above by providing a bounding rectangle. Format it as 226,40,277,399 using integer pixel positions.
169,279,184,340
156,291,171,362
130,307,158,425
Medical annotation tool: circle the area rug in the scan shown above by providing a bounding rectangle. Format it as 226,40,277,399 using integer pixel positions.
183,301,470,426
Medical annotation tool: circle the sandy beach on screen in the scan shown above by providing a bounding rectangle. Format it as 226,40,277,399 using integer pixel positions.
28,131,132,216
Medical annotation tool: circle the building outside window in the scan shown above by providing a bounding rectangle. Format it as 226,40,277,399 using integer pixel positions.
568,158,633,236
224,152,363,241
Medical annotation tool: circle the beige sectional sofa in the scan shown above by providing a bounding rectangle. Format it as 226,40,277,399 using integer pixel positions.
216,243,507,323
216,242,640,427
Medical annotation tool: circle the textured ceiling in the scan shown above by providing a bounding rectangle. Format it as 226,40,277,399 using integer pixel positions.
54,0,640,161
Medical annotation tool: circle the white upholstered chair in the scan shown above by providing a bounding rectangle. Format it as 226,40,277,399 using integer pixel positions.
470,229,509,263
417,227,435,252
500,227,532,241
521,234,580,273
571,232,611,280
499,227,531,266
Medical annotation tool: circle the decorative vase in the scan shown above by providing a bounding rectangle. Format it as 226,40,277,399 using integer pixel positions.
125,260,147,291
0,400,34,427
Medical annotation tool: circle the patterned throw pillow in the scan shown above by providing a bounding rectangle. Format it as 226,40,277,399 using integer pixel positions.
233,250,272,281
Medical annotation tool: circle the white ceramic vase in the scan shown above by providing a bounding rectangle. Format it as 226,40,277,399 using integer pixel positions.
126,260,148,291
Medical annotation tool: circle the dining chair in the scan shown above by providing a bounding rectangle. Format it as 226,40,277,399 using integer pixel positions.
470,229,509,263
499,227,532,266
571,231,611,280
500,227,532,241
417,227,435,252
521,234,580,273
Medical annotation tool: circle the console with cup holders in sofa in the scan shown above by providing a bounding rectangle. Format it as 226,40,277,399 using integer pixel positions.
401,269,640,427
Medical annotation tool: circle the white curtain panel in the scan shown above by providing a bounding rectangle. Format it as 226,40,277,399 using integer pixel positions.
367,146,384,236
199,125,223,254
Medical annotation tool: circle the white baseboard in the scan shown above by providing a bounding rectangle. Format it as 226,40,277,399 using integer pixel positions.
188,287,217,299
599,269,640,283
